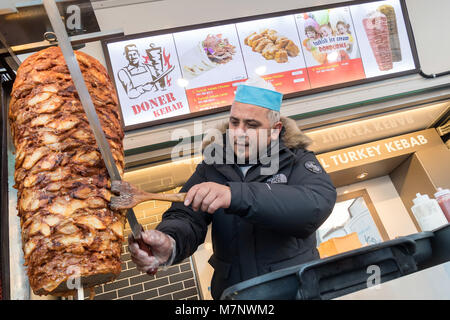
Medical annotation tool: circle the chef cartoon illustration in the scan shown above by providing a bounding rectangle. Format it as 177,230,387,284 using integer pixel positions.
117,44,158,99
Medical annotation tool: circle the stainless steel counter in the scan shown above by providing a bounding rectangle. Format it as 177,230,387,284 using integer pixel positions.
336,262,450,300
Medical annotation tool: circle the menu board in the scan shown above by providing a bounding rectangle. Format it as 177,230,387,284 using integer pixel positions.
349,0,416,77
102,0,418,130
235,15,309,94
105,34,190,127
295,7,365,88
173,24,247,113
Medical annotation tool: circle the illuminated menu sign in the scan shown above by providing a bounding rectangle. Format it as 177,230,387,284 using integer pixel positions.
102,0,418,130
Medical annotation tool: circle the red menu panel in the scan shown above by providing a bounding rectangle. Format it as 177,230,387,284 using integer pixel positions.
307,59,365,88
186,79,244,113
262,68,309,94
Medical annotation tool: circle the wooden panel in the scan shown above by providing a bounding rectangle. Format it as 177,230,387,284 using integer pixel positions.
307,102,449,154
390,154,437,232
337,189,390,242
328,154,409,188
415,145,450,190
124,156,200,193
317,129,443,173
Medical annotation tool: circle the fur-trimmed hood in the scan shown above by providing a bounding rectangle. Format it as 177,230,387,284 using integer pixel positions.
202,116,312,151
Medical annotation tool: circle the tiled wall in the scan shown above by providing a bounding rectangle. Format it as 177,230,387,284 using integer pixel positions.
87,159,203,300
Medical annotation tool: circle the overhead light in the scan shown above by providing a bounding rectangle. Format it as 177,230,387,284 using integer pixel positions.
357,172,368,179
343,190,349,194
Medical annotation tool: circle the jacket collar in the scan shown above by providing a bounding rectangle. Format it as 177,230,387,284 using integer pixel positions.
202,117,312,182
202,116,312,151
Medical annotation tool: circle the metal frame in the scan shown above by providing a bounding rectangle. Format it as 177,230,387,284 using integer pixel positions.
0,0,125,58
0,0,126,300
90,0,163,10
101,0,421,131
0,29,124,57
0,72,13,300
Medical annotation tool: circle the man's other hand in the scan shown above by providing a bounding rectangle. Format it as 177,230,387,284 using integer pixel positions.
184,182,231,214
128,229,173,275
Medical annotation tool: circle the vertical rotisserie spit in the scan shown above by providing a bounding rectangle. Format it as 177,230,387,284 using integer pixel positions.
8,46,125,296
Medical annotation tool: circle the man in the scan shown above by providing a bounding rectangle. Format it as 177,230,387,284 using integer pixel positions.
114,77,337,299
117,44,158,99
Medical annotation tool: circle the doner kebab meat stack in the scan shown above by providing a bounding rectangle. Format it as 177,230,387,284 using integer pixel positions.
8,46,126,296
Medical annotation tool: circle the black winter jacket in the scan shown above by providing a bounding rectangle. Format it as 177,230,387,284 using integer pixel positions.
156,117,337,299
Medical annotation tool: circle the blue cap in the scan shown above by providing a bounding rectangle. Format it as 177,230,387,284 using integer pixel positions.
234,84,283,112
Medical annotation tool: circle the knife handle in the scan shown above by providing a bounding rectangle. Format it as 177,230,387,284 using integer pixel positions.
135,228,158,275
136,236,152,255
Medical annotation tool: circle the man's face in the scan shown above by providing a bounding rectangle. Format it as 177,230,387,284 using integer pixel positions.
127,50,140,67
228,101,281,161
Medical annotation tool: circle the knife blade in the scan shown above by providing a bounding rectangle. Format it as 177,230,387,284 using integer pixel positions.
42,0,151,251
152,66,175,84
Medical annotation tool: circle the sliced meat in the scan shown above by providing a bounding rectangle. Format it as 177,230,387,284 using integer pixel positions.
9,46,125,296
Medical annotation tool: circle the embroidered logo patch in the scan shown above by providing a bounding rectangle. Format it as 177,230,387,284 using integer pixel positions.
266,173,288,184
304,160,322,174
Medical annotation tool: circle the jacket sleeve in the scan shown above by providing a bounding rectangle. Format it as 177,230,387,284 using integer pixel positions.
225,151,336,238
156,161,212,264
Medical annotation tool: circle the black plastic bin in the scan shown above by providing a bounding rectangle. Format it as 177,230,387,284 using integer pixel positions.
402,231,434,269
221,237,421,300
420,223,450,269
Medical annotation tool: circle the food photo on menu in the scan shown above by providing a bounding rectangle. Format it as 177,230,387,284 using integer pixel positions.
349,0,415,78
236,15,310,94
173,24,247,112
295,8,365,88
182,33,236,79
377,4,402,62
298,9,360,65
244,29,300,63
362,10,394,71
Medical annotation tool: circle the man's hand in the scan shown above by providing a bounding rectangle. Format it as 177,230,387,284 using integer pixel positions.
184,182,231,214
128,229,174,275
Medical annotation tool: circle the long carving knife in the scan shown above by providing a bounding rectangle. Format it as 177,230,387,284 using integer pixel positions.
42,0,156,269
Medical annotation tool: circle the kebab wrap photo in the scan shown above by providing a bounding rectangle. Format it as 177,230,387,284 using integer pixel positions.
181,34,236,79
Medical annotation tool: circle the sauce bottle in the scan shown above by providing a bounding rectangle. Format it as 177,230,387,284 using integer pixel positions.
434,188,450,223
411,193,447,231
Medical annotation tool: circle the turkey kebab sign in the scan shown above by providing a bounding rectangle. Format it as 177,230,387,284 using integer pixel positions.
107,34,191,128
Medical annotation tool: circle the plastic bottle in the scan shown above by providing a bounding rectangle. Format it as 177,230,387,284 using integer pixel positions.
434,188,450,223
411,193,447,231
